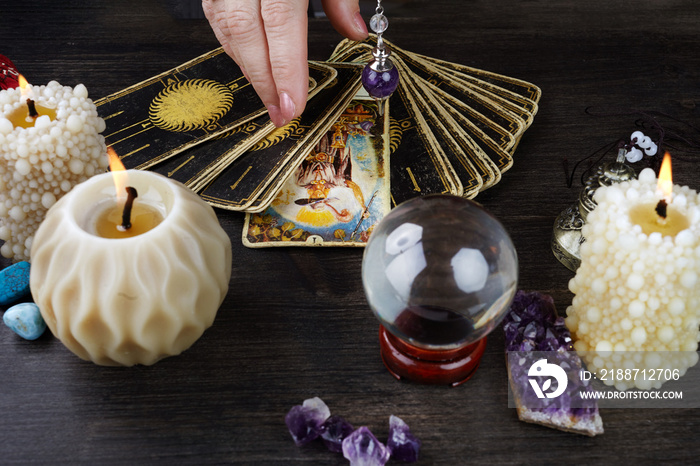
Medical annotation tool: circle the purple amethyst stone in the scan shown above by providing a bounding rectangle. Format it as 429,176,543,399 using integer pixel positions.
362,62,399,100
503,291,603,435
342,426,391,466
320,415,355,453
285,397,331,446
386,415,421,463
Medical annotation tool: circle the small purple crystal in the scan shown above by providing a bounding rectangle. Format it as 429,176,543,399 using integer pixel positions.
361,62,399,100
320,415,355,453
285,397,331,446
342,426,391,466
386,415,421,463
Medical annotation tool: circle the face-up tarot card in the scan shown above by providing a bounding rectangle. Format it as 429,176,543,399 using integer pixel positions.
331,44,478,199
94,37,540,248
242,94,391,247
329,37,541,192
96,49,335,170
199,63,364,211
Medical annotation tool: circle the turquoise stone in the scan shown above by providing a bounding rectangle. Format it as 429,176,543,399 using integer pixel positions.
0,261,31,305
3,302,46,340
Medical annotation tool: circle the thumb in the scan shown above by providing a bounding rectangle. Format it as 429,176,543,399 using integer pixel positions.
321,0,368,40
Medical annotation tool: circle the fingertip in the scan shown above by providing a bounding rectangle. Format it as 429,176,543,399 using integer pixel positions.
279,92,297,123
322,0,368,40
352,11,369,39
268,105,287,127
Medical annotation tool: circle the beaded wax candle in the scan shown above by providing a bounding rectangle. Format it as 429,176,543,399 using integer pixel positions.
0,79,108,261
565,159,700,391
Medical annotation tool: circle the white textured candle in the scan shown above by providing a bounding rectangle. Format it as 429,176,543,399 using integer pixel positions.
0,81,108,261
566,168,700,390
30,170,232,366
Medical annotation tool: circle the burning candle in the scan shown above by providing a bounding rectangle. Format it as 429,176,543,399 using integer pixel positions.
565,154,700,390
29,166,232,366
0,77,108,261
87,149,164,239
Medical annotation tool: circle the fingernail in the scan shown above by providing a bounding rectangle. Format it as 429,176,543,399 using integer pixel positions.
279,92,296,123
354,12,368,36
268,105,286,127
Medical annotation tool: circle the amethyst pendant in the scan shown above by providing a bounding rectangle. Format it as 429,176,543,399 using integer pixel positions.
362,59,399,100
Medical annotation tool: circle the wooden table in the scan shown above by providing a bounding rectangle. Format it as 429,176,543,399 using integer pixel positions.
1,1,698,464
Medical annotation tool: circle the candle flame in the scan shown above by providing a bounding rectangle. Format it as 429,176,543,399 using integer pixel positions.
18,74,30,98
657,152,673,201
107,147,128,200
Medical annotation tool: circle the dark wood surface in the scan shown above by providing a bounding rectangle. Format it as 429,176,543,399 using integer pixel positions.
2,1,699,464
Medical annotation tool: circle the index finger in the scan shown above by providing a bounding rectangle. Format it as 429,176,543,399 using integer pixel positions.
260,0,309,124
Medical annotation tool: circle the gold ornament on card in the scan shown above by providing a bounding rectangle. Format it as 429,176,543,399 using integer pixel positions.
250,119,301,151
149,79,234,132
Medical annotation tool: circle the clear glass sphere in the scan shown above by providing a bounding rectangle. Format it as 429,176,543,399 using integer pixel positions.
369,14,388,34
362,195,518,350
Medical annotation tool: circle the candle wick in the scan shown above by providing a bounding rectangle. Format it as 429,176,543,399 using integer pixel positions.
655,199,668,221
26,98,39,118
119,187,138,231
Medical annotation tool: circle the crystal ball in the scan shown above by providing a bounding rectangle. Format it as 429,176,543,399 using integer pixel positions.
362,195,518,350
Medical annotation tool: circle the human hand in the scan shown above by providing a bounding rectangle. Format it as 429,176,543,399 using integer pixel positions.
202,0,368,127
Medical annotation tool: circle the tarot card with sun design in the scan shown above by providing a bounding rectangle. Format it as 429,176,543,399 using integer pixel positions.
95,48,335,169
148,60,338,190
199,63,364,211
242,95,390,247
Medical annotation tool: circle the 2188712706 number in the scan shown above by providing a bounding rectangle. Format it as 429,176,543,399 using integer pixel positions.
586,368,681,382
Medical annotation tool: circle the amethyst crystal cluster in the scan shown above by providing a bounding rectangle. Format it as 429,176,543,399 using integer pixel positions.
503,291,604,436
503,290,574,353
285,397,421,464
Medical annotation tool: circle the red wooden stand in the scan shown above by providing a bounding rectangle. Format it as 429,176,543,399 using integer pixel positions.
378,325,487,387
